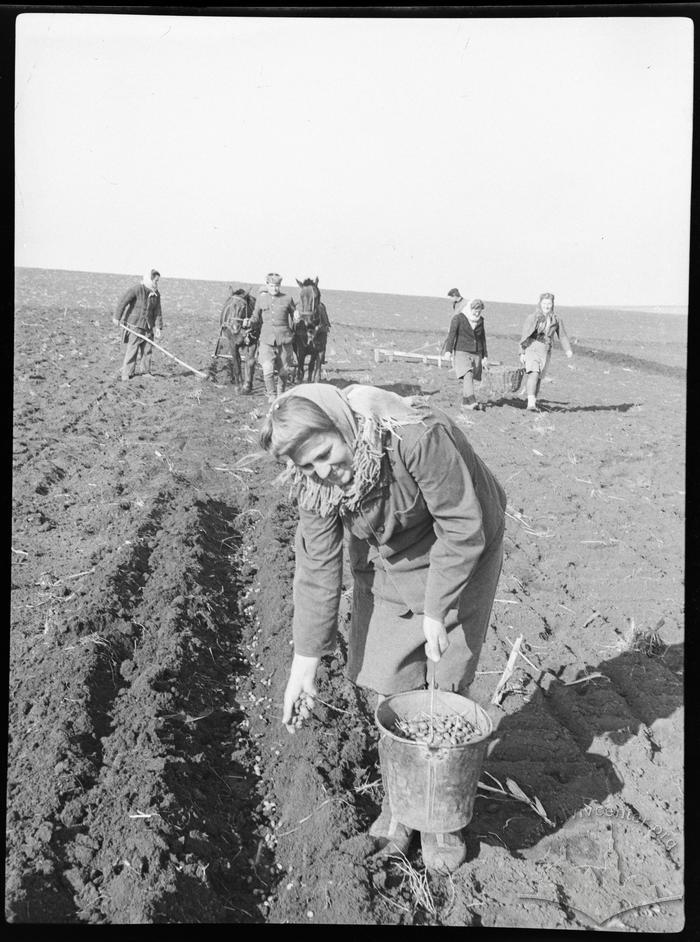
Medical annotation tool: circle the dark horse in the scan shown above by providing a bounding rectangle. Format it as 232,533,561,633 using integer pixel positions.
293,277,330,384
209,287,258,392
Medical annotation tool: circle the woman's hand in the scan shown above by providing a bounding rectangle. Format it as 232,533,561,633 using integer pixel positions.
155,328,162,340
423,614,449,662
482,357,489,370
282,653,320,733
519,352,526,365
112,317,120,327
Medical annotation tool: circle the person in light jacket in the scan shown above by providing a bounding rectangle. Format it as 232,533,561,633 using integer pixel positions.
113,269,163,381
259,383,506,873
443,291,489,411
519,292,573,411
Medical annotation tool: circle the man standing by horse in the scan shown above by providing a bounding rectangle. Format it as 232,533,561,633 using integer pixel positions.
248,273,297,402
113,268,163,382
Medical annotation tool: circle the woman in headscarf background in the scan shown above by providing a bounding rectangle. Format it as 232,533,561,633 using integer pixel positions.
259,383,506,873
518,292,573,412
113,269,163,382
442,291,489,411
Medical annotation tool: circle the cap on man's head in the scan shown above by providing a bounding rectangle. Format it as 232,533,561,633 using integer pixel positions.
469,298,484,311
447,288,461,298
266,273,282,286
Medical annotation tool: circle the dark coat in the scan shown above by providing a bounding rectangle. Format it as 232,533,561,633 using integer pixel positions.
291,410,506,657
443,312,488,357
250,292,297,345
115,284,163,341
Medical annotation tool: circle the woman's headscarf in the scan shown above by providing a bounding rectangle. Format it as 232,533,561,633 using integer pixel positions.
463,298,484,327
534,292,556,331
142,269,159,292
274,383,428,516
276,383,423,445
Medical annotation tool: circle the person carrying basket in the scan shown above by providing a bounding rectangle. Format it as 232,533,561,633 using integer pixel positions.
519,292,574,411
443,290,489,411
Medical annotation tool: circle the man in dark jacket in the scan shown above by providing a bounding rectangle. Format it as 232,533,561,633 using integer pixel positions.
113,269,163,381
442,290,489,410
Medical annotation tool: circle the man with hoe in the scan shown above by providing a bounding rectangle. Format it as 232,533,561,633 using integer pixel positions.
113,269,163,382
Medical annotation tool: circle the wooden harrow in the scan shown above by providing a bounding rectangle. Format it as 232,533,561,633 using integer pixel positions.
374,348,452,368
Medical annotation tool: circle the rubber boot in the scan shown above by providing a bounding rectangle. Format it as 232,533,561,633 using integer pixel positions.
263,372,276,403
420,829,467,873
369,794,414,857
241,361,254,395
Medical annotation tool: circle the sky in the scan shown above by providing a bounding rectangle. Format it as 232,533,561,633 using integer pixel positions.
14,12,694,305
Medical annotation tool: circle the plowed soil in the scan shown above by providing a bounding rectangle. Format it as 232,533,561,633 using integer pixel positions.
9,268,685,927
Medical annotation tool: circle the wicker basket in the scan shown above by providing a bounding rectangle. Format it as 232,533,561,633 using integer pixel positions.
482,365,525,395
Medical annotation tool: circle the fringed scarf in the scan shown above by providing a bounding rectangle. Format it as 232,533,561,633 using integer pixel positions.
535,311,558,346
273,384,429,517
142,269,159,296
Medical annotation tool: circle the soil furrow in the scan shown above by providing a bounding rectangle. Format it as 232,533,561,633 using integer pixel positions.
7,480,275,923
234,498,394,924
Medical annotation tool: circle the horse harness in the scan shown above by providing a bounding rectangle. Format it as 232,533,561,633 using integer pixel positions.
297,310,321,336
222,295,259,347
296,293,327,339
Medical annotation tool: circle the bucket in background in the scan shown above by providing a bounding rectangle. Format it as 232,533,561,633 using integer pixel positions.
375,689,492,834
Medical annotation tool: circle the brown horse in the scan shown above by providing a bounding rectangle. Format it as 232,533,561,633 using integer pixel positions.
209,287,258,392
293,277,330,384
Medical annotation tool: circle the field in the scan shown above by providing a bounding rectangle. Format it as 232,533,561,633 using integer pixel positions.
10,267,685,927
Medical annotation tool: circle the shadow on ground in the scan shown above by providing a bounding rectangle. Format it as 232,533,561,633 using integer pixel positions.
485,396,639,414
468,641,683,858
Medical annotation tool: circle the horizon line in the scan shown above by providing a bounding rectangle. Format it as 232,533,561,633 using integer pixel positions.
13,265,689,313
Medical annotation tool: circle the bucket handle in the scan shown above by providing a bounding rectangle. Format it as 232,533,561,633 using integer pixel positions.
427,659,437,691
427,660,438,747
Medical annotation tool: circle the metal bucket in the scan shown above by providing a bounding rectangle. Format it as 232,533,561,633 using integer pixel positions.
375,690,492,833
